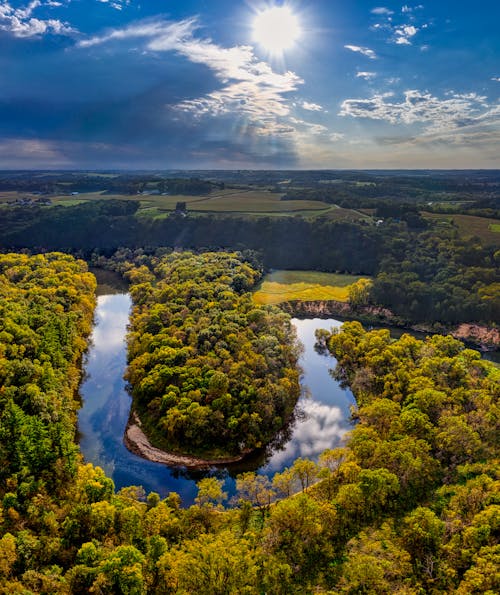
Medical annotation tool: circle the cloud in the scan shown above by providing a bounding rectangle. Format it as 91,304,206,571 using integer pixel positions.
356,71,377,80
301,101,323,111
97,0,130,9
402,4,424,13
371,7,393,15
0,137,71,167
79,17,304,137
344,44,377,59
330,132,345,142
492,77,500,82
371,4,427,46
78,18,197,49
0,0,74,37
340,90,500,144
394,24,418,45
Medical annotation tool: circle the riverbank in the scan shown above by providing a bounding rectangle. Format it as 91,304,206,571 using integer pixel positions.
124,411,254,469
279,300,500,351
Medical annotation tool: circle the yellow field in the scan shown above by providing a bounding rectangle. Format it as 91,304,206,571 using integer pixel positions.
253,270,368,305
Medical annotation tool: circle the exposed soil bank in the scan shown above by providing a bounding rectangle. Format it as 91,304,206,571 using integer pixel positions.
279,300,500,351
124,411,253,469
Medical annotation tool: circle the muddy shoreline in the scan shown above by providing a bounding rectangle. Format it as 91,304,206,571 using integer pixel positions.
124,411,254,469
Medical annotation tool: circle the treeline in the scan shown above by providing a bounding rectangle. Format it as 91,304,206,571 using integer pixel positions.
0,200,498,325
123,251,301,457
0,174,222,196
371,230,500,323
1,301,498,592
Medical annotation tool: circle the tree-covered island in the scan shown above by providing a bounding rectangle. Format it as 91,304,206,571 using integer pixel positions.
123,251,301,461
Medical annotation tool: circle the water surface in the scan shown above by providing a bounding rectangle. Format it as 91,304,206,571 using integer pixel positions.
78,294,354,504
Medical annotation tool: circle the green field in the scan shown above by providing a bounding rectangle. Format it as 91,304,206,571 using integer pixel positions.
253,270,368,305
422,212,500,246
0,189,370,221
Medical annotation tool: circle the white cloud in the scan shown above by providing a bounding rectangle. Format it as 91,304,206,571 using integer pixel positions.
302,101,323,111
394,24,418,45
97,0,130,10
78,18,197,49
0,0,73,37
402,4,424,13
371,7,393,15
340,90,500,143
330,132,345,142
78,17,305,137
356,71,377,80
492,77,500,82
344,44,377,59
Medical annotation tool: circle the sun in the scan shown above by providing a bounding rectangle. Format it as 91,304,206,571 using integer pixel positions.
252,5,302,55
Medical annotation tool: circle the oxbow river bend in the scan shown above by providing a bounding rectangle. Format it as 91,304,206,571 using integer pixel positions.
78,291,355,505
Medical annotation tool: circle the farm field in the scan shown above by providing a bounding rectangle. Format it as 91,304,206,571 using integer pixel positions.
1,188,370,220
142,189,333,216
253,270,368,305
422,212,500,246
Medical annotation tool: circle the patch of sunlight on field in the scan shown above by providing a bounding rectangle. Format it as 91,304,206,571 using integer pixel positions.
253,270,369,305
490,223,500,233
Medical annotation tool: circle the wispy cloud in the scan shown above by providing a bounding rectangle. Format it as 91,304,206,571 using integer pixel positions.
97,0,130,10
344,44,377,59
78,18,197,49
492,77,500,82
340,90,499,144
302,101,323,111
0,137,70,166
0,0,73,37
356,71,377,80
371,7,393,16
78,17,305,137
402,5,424,14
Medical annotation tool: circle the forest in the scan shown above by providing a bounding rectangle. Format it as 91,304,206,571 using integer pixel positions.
123,251,301,458
0,253,498,592
0,171,498,592
1,198,498,327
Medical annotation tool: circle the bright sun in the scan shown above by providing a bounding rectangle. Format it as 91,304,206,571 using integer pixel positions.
252,5,302,55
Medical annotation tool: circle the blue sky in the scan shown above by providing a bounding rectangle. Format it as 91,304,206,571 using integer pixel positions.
0,0,499,169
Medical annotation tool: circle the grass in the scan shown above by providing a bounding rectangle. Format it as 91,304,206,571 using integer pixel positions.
253,270,369,305
422,212,500,246
1,188,371,222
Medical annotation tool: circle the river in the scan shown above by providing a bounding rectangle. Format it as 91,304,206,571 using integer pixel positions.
78,291,355,505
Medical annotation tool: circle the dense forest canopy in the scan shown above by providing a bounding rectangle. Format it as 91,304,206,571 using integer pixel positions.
0,171,498,591
0,253,96,490
2,196,498,326
0,262,498,593
122,251,301,458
